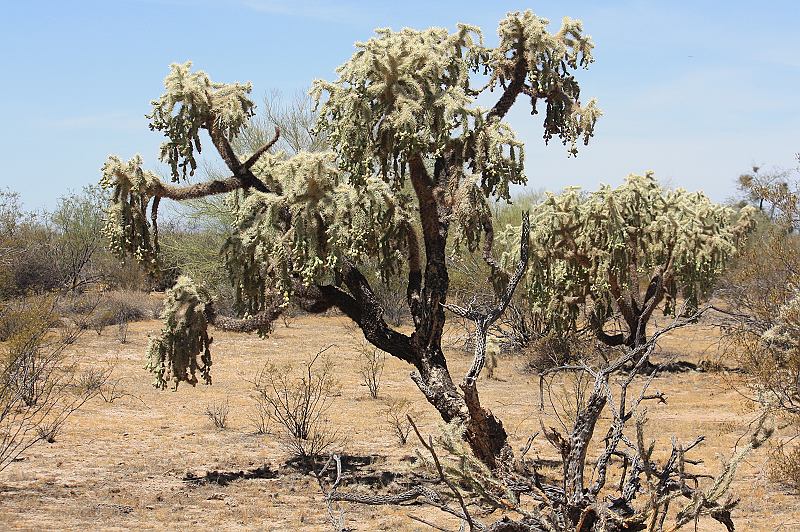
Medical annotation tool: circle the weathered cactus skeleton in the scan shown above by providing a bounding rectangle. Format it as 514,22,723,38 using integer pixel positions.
499,173,755,348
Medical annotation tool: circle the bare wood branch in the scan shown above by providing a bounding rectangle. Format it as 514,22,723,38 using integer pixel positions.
242,126,280,170
456,211,530,386
409,416,480,532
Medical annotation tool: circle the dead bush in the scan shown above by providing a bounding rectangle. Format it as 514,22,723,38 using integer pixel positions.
35,417,63,444
357,345,384,399
522,332,583,373
58,290,161,335
332,310,769,531
205,398,230,429
252,346,344,464
769,442,800,489
0,295,105,471
383,399,420,445
249,398,272,435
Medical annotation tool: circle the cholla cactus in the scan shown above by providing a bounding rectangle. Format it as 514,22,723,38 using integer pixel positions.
149,61,255,181
223,151,414,315
763,289,800,347
311,11,599,203
100,10,598,467
99,155,162,269
502,172,756,346
146,276,213,390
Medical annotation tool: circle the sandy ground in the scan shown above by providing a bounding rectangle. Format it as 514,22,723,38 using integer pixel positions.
1,314,799,531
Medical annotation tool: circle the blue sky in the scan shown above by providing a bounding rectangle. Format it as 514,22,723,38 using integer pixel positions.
1,0,798,210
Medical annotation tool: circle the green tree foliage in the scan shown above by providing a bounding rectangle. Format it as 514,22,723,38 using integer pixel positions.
502,173,755,347
0,190,25,296
50,186,106,292
1,187,107,297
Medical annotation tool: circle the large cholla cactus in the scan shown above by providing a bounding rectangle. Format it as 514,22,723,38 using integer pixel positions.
100,10,598,466
502,172,756,347
310,11,599,203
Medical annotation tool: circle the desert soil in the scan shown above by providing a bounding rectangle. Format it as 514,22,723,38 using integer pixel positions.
1,314,799,531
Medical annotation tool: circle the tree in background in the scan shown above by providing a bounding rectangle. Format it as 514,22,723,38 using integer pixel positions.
99,10,600,466
0,190,25,296
737,165,798,223
50,186,106,292
0,186,111,297
502,173,754,352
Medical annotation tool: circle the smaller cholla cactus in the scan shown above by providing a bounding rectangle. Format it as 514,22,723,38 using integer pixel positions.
483,335,499,379
500,172,757,347
762,288,800,348
146,276,213,390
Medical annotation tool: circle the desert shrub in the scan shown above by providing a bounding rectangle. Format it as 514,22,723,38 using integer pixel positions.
93,252,154,292
159,205,238,316
737,164,800,226
205,398,230,429
383,399,420,445
49,186,106,293
100,290,160,322
1,295,68,405
357,345,384,399
522,331,585,373
58,290,161,334
249,397,272,435
0,187,115,297
769,444,800,489
116,320,129,344
0,295,105,471
362,263,409,327
0,192,61,297
717,225,800,488
541,369,593,431
3,224,64,296
0,299,49,342
252,347,344,464
98,375,133,404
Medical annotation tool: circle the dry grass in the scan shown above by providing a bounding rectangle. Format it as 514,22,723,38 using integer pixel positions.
0,314,798,530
